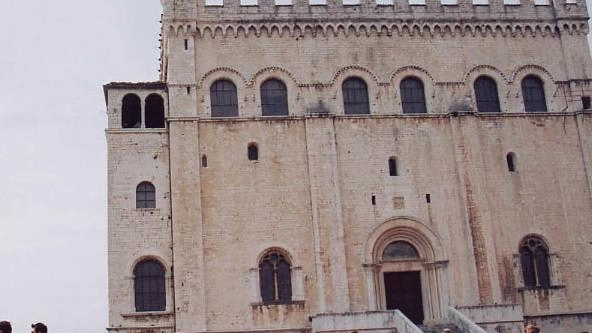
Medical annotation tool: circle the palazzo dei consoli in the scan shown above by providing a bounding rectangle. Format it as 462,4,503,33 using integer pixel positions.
104,0,592,332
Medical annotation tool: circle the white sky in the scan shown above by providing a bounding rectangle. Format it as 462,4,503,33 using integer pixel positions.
0,1,590,332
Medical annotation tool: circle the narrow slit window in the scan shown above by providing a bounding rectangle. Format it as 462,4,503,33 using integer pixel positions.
248,143,259,161
388,157,398,176
507,153,516,172
201,155,208,168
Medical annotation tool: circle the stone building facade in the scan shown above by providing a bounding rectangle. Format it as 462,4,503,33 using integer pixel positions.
104,0,592,332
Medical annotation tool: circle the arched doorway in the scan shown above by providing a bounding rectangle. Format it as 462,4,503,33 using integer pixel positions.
363,218,449,324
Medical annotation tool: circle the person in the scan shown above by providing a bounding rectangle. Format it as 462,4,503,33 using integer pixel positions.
31,323,47,333
0,321,11,333
525,324,540,333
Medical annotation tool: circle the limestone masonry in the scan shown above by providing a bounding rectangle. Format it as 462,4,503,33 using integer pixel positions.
104,0,592,332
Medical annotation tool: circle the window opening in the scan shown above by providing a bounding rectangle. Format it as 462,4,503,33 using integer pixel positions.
474,76,501,112
426,194,431,203
582,96,591,110
342,77,370,115
519,236,551,288
506,153,516,172
388,157,398,176
145,94,165,128
259,251,292,304
261,79,289,116
201,155,208,168
184,39,189,50
122,94,142,128
400,77,427,114
136,182,156,209
372,195,376,206
248,143,259,161
211,80,239,117
134,260,166,312
522,75,547,112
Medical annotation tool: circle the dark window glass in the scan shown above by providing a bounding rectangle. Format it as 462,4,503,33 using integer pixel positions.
519,236,551,288
248,144,259,161
259,251,292,304
201,155,208,168
507,153,516,172
522,76,547,112
582,96,591,110
383,241,420,260
211,80,238,117
134,260,166,312
388,157,398,177
261,79,289,116
136,182,156,209
145,94,165,128
400,77,427,114
342,78,370,115
122,94,141,128
474,76,501,113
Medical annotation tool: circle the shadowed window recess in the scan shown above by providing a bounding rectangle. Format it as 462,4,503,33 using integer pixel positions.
521,75,547,112
474,76,501,113
122,94,141,128
388,157,398,176
382,241,420,260
136,182,156,209
342,77,370,115
248,143,259,161
400,77,427,114
259,251,292,304
134,260,166,312
261,79,289,116
211,79,239,117
506,152,517,172
145,94,165,128
519,235,551,288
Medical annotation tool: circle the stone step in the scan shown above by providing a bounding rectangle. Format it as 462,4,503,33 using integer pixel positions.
419,322,462,333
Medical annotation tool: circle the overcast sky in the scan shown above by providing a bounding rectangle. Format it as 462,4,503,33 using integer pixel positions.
0,1,590,333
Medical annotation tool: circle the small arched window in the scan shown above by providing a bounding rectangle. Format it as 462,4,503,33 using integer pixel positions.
400,77,427,114
201,155,208,168
122,94,142,128
248,143,259,161
342,77,370,115
210,80,238,117
519,236,551,288
474,76,501,113
382,241,420,260
134,260,166,312
259,251,292,304
136,182,156,209
145,94,165,128
506,152,516,172
261,79,289,116
388,157,398,177
521,75,547,112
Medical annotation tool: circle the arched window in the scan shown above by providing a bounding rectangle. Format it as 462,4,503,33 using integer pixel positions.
382,241,420,260
261,79,289,116
122,94,141,128
519,236,550,288
134,260,166,312
400,77,427,114
145,94,165,128
342,77,370,115
388,157,398,177
201,155,208,168
521,75,547,112
259,251,292,304
136,182,156,209
210,80,238,117
506,152,516,172
474,76,501,113
248,143,259,161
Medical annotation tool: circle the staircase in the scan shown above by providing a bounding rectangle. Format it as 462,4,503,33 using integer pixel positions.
419,322,462,333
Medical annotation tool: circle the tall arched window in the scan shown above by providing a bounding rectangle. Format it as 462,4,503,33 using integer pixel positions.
136,182,156,209
400,77,427,114
342,77,370,115
474,76,501,113
134,260,166,312
210,80,238,117
388,157,398,177
122,94,142,128
145,94,165,128
248,143,259,161
259,250,292,304
521,75,547,112
519,236,551,288
261,79,289,116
